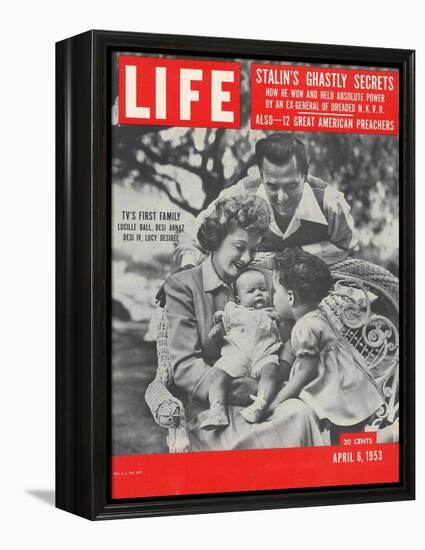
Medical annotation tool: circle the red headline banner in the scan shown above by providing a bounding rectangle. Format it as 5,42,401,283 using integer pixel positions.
251,64,399,135
119,56,240,128
112,438,399,499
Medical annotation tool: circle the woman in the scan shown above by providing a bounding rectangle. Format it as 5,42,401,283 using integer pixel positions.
164,191,325,451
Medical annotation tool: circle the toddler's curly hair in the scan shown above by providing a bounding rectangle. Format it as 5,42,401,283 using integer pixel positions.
197,192,271,252
276,248,332,304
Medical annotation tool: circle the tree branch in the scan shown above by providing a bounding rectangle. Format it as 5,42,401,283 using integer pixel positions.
137,143,218,182
148,173,200,216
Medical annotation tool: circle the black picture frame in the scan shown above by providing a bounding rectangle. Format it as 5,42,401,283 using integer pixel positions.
56,29,415,520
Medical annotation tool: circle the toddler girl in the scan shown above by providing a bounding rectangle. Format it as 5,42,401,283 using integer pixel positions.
271,248,385,430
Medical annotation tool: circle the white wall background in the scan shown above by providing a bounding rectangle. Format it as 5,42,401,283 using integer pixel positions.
1,0,422,546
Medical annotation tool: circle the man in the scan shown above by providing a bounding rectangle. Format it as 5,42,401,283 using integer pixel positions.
175,133,357,267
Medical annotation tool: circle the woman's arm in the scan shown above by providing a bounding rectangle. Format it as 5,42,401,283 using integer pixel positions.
166,275,262,405
164,273,212,400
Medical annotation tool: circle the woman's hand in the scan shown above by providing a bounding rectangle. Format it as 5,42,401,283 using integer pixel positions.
226,377,259,407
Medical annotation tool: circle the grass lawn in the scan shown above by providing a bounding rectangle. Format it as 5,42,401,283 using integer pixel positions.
112,322,168,455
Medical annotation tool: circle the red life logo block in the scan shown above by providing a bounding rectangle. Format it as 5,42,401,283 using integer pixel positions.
118,56,241,128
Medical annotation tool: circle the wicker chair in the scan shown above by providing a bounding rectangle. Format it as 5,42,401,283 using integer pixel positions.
145,257,399,453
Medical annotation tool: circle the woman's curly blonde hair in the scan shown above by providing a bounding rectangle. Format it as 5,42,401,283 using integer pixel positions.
197,192,271,252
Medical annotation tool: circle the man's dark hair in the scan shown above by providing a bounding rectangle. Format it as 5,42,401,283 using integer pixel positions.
275,248,332,304
255,133,308,177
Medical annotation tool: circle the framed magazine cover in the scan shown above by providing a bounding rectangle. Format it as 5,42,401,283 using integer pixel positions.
56,30,415,520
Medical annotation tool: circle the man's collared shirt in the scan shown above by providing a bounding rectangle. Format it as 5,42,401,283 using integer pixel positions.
175,174,358,267
256,179,328,241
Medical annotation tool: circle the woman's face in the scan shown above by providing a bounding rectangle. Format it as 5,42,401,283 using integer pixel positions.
212,227,261,284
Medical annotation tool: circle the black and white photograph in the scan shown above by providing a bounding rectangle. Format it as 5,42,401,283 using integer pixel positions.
111,53,401,497
3,0,421,544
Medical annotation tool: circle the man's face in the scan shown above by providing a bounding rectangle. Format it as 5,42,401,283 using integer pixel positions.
260,156,305,219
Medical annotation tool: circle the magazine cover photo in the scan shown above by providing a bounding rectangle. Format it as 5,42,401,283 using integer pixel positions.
110,52,400,499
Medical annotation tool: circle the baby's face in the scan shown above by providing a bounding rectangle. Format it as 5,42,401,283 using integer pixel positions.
272,270,293,319
235,270,271,309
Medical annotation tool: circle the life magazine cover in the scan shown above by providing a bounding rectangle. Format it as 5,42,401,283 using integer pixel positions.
111,52,400,499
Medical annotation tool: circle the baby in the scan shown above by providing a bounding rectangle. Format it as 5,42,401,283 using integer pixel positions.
199,268,282,430
271,248,385,430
